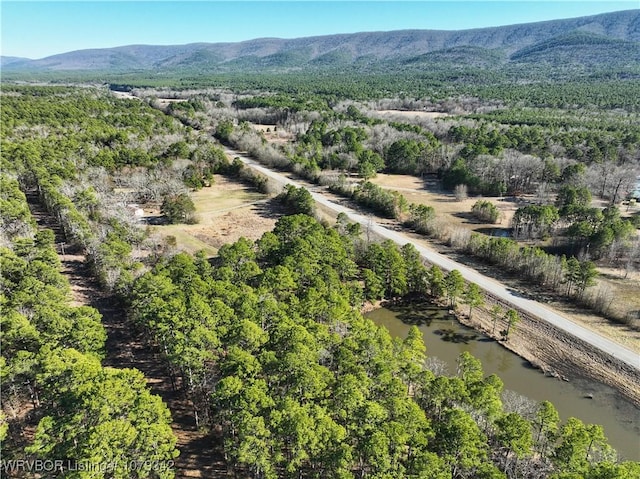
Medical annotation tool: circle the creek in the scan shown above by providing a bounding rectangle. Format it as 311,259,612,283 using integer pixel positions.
366,304,640,461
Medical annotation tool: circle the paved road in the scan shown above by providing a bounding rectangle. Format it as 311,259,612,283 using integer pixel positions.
229,149,640,371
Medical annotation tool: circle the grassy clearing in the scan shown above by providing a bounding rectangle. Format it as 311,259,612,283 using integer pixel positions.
152,226,219,256
370,173,518,233
250,123,294,145
189,177,267,224
146,175,278,256
597,268,640,329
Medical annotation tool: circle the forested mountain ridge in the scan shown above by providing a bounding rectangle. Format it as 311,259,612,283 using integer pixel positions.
3,9,638,73
0,56,30,67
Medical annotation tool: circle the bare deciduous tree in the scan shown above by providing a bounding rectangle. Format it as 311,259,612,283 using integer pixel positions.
454,184,468,201
587,162,638,204
501,150,544,195
502,389,537,420
424,357,448,376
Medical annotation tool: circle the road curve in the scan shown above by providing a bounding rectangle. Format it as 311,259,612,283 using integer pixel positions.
229,149,640,371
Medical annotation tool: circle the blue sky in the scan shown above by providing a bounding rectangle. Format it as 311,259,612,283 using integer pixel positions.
2,1,637,59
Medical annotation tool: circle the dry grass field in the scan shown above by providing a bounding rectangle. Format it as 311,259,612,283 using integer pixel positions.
370,173,518,234
144,175,281,256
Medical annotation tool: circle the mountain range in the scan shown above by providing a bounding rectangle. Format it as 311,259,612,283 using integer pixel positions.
3,9,639,74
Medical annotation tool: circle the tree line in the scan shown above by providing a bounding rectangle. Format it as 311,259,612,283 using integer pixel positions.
0,175,178,478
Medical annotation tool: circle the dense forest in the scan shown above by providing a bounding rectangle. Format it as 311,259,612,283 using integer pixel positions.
1,80,639,479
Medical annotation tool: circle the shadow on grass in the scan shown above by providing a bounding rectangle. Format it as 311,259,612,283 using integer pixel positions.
475,227,511,237
252,197,288,220
452,211,479,224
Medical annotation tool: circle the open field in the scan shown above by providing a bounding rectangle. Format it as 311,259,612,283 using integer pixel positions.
375,109,451,119
370,173,518,234
251,123,295,144
144,175,280,256
596,267,640,332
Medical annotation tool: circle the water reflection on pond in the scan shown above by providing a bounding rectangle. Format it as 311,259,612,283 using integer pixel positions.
366,302,640,461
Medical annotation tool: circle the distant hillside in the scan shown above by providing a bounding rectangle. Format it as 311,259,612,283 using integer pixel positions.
2,9,639,75
510,31,640,66
1,56,31,67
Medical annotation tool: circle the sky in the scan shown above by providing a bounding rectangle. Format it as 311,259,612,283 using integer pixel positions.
1,1,638,59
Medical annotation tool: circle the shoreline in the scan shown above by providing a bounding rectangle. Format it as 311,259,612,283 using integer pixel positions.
363,298,640,409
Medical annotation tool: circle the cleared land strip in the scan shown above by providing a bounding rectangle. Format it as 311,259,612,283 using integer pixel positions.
230,149,640,372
